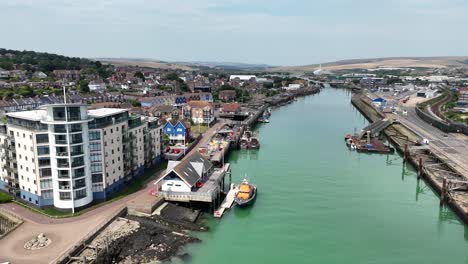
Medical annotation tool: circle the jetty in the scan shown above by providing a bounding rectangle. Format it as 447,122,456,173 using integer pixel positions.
346,118,395,153
214,184,239,218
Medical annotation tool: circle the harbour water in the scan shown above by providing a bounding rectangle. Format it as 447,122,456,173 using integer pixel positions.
178,88,468,264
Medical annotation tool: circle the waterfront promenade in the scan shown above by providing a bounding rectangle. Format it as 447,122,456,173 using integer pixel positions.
0,122,225,264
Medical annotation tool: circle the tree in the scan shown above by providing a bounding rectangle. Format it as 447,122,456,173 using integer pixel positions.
219,84,235,91
79,80,90,93
134,71,145,81
165,72,179,81
128,99,141,107
179,82,189,92
263,82,274,89
17,87,34,97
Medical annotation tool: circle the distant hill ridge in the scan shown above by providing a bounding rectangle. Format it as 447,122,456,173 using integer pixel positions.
269,56,468,72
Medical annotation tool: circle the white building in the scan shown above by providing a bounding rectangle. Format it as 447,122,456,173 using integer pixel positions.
155,152,213,193
0,105,163,211
88,81,107,91
284,84,302,90
229,75,257,81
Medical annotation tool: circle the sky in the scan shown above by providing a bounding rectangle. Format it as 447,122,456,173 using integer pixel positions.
1,0,467,66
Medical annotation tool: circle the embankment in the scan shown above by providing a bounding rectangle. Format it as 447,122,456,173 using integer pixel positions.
351,94,468,225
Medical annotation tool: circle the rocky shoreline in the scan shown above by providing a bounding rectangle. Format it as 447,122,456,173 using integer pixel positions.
71,204,206,264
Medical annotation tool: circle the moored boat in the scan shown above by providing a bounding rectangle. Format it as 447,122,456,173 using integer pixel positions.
239,137,249,149
235,178,257,207
249,136,260,149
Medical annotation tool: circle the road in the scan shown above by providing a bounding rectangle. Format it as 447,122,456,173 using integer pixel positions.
0,121,226,264
397,103,468,178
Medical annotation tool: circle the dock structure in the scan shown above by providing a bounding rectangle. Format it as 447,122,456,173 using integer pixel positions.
346,118,395,153
214,184,238,218
157,163,231,205
242,104,268,127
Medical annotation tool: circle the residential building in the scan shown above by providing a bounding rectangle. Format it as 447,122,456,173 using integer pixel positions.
163,120,191,144
33,71,48,79
220,103,241,115
53,70,81,80
88,81,107,91
182,101,214,125
139,93,213,108
219,90,237,102
0,104,163,211
457,88,468,107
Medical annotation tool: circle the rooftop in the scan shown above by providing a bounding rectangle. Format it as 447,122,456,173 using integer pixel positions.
88,108,128,118
6,109,47,121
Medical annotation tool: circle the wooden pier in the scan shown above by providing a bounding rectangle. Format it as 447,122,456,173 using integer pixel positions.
214,184,238,218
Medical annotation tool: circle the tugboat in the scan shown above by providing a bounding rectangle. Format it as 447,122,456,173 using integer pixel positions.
235,178,257,207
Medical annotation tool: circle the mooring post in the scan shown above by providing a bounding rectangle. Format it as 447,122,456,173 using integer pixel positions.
440,177,447,206
417,157,423,179
403,144,408,163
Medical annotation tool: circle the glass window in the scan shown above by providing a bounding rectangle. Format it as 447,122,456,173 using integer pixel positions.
71,145,83,156
89,131,101,141
74,189,87,199
90,142,102,152
92,174,103,183
40,179,53,189
37,146,50,156
67,107,81,121
59,192,71,200
74,178,86,189
74,168,85,178
54,124,66,133
70,134,83,144
91,163,102,173
36,134,49,144
39,168,52,178
42,190,53,199
70,124,82,132
53,107,66,121
90,153,102,162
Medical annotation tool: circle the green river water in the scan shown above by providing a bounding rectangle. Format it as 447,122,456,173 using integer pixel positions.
177,88,467,264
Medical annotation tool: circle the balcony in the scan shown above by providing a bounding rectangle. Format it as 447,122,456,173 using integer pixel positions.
55,139,68,145
73,171,85,178
57,162,70,168
38,161,51,168
71,151,84,156
56,151,69,157
54,127,67,133
71,161,84,168
70,125,82,133
40,170,52,178
58,172,70,179
70,137,83,144
58,184,71,190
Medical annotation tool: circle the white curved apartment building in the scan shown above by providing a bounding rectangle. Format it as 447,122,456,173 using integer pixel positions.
41,104,94,210
0,104,163,212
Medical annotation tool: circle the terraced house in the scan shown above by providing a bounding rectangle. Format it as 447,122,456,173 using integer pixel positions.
0,104,163,212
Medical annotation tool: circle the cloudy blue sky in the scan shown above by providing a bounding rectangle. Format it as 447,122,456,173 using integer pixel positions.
1,0,467,65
